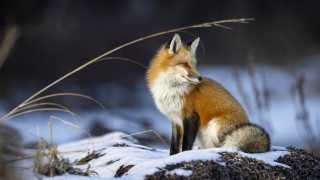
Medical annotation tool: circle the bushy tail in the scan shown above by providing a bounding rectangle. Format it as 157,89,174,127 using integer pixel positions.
221,124,270,153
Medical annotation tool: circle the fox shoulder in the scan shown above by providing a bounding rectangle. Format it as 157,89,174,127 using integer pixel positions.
221,123,270,153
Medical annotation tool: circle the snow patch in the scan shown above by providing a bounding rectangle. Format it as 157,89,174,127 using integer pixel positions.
166,168,193,176
240,147,291,168
31,132,290,179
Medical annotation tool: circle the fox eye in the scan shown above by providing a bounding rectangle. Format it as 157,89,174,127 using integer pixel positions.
182,62,189,67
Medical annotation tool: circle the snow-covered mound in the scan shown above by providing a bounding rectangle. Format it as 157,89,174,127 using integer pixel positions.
23,132,319,180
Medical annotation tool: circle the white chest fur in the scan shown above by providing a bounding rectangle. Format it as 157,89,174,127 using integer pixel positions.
150,70,189,126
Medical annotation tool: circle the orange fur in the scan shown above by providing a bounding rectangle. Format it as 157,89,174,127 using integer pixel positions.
147,45,199,88
182,78,250,141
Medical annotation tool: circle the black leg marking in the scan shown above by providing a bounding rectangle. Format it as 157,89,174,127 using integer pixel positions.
182,112,200,151
170,122,183,155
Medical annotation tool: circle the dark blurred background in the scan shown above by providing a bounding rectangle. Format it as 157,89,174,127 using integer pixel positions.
0,0,320,109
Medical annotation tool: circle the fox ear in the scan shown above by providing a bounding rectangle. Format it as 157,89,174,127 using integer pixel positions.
168,34,182,55
189,37,200,55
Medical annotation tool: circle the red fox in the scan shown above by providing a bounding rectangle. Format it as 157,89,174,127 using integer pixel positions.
147,34,270,155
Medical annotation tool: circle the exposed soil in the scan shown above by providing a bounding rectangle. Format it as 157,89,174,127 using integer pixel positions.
115,165,135,177
112,143,130,147
77,150,105,165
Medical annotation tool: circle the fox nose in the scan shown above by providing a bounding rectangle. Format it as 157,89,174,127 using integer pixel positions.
198,76,202,81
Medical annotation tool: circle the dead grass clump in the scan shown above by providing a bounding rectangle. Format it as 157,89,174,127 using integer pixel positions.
33,137,97,177
33,123,97,177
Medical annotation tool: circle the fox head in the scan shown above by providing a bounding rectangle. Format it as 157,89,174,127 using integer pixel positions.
147,34,202,87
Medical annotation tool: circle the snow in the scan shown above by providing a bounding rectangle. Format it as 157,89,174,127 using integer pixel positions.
127,149,221,178
53,132,221,178
166,168,193,176
240,146,291,168
44,174,103,180
1,57,319,179
34,132,289,179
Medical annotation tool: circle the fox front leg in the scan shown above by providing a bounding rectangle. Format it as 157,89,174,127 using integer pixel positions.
170,122,183,155
182,112,200,151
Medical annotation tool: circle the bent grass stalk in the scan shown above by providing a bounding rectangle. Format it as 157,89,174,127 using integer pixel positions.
1,93,114,140
1,93,111,122
0,18,253,122
50,116,91,140
4,108,79,121
4,102,80,121
29,92,113,133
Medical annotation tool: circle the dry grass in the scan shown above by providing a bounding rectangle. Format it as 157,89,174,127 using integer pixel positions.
32,123,97,177
3,118,95,177
33,138,97,177
233,61,319,155
232,66,252,112
233,60,320,155
232,59,272,133
0,93,112,129
246,59,272,132
291,74,320,156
